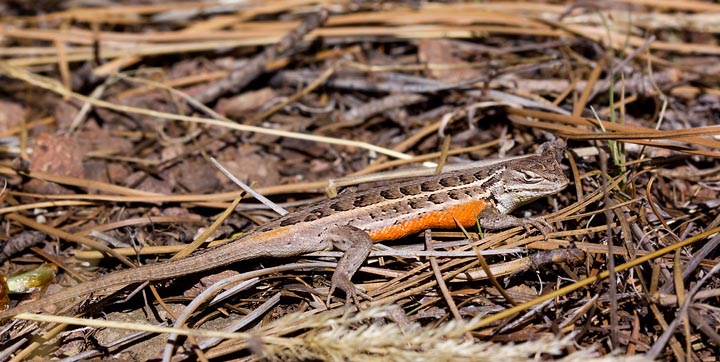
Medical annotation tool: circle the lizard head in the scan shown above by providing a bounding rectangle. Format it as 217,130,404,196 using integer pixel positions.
492,142,569,214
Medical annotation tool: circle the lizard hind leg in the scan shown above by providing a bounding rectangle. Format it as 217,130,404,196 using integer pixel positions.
322,225,373,308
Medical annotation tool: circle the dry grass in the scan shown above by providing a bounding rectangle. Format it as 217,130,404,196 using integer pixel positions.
0,1,719,361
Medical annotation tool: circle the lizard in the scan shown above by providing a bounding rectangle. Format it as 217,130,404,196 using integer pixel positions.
0,139,569,320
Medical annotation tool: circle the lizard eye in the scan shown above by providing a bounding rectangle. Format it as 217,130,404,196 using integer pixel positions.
518,170,543,184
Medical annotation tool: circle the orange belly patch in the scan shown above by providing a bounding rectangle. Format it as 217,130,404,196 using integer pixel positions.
367,199,487,241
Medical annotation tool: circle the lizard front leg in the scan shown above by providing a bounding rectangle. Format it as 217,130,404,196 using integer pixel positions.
478,210,553,238
321,225,373,306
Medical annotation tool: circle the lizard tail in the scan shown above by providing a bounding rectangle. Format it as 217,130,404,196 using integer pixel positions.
0,232,295,320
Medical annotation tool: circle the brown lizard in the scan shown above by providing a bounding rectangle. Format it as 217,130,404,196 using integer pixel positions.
0,140,569,320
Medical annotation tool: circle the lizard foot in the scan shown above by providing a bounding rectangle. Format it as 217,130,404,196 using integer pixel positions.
327,273,371,309
479,213,554,240
521,216,553,239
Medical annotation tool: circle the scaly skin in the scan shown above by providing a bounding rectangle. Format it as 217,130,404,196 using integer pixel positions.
0,140,568,320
